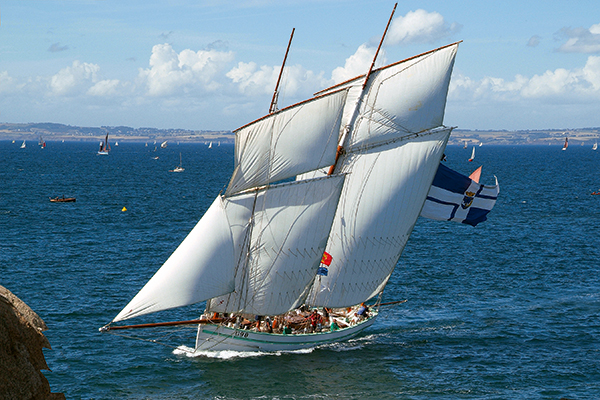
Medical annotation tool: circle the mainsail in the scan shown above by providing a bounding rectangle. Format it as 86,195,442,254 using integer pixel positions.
305,44,458,308
112,40,460,325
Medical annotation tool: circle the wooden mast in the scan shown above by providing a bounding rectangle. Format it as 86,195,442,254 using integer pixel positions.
362,3,397,90
269,28,295,114
327,3,397,175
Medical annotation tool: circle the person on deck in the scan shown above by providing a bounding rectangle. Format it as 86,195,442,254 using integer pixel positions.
357,303,369,320
307,310,323,332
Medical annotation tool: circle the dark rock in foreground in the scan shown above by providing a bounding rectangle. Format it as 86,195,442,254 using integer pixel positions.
0,285,65,400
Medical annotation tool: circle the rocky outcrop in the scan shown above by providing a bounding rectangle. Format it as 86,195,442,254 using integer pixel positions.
0,285,65,400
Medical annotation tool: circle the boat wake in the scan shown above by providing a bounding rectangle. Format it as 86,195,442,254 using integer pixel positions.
173,345,314,359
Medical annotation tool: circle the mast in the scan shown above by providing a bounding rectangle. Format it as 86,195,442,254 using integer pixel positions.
362,2,397,91
269,28,295,114
327,3,397,175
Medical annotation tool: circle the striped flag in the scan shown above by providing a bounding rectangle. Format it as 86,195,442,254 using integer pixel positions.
317,251,332,276
420,163,499,227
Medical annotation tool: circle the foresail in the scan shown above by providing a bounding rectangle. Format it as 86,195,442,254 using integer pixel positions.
349,43,458,150
209,174,345,316
113,197,244,322
226,88,348,196
307,128,452,308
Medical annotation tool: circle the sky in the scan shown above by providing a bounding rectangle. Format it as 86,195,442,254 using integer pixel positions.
1,0,600,132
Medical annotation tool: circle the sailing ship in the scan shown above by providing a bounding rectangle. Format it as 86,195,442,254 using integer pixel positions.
562,137,568,150
101,7,491,353
468,146,475,162
593,142,597,151
39,136,46,148
20,140,26,149
169,153,185,173
161,141,168,149
98,132,111,155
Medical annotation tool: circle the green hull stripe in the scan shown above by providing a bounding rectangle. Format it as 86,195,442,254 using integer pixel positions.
199,314,377,347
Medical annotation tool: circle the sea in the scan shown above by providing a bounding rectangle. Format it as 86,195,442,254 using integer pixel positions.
1,140,599,400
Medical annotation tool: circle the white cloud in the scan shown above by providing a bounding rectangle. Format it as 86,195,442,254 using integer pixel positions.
556,24,600,53
226,61,327,101
329,10,460,85
87,79,121,96
387,9,460,46
450,55,600,102
0,71,17,93
331,44,375,84
50,60,100,96
138,43,235,96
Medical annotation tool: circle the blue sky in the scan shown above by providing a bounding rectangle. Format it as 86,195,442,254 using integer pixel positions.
1,0,600,131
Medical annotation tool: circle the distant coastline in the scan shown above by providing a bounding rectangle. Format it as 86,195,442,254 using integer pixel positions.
0,122,234,144
1,122,599,146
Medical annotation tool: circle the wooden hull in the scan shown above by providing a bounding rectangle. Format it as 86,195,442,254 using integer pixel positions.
194,312,377,352
50,197,76,203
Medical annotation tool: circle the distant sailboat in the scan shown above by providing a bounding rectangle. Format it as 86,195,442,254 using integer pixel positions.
161,141,168,149
468,146,475,162
98,132,111,155
20,140,26,149
39,136,46,148
208,141,213,149
562,137,568,151
593,142,598,151
479,142,483,147
169,153,185,173
463,141,467,149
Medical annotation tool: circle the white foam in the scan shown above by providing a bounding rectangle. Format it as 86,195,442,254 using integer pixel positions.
173,345,314,359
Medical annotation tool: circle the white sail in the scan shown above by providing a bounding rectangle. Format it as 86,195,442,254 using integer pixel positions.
209,174,345,316
316,44,457,151
307,127,451,307
113,197,247,322
305,44,459,307
226,88,348,195
351,45,456,149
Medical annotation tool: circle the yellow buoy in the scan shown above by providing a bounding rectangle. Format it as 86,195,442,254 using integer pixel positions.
122,207,127,212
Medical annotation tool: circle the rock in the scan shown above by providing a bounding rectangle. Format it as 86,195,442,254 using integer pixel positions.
0,285,65,400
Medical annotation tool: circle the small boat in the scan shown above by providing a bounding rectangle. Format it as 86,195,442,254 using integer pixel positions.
562,137,568,151
50,196,76,203
39,136,46,148
169,153,185,172
98,132,111,155
161,141,168,149
208,141,213,149
593,142,598,151
20,140,26,149
468,146,475,162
